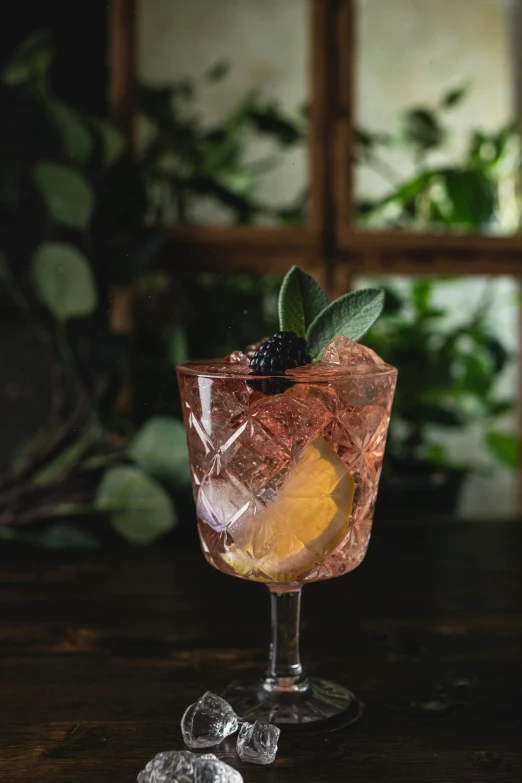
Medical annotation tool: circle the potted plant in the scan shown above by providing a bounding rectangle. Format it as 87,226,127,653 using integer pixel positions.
364,278,517,516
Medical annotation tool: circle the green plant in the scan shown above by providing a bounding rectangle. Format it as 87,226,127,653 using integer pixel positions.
363,278,518,475
356,83,520,232
0,31,191,547
278,266,384,355
138,62,306,225
355,84,519,486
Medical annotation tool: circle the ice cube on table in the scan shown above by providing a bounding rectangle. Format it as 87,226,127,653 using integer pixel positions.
181,691,239,748
236,720,281,765
137,750,243,783
321,336,384,368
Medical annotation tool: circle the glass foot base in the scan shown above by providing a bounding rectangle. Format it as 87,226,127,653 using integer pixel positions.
221,677,363,732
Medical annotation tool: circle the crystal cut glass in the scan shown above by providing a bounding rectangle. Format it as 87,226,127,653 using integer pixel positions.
177,343,397,730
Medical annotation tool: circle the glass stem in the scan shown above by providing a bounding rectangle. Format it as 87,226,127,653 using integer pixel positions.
265,587,306,690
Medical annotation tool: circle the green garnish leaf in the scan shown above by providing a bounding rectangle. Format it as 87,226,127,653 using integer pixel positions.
278,266,329,337
306,288,385,357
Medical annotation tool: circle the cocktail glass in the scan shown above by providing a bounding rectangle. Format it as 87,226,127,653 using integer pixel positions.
177,346,397,730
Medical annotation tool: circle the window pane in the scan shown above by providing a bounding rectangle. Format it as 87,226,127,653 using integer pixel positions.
137,0,308,227
355,275,518,518
354,0,520,235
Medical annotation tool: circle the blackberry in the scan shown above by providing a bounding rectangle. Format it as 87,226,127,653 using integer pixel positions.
248,331,311,395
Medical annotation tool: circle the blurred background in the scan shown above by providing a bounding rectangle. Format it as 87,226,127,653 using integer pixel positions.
0,0,520,552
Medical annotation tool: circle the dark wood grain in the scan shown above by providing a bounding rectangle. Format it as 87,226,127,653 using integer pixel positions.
0,520,521,782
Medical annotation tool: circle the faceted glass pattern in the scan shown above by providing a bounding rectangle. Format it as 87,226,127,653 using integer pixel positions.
177,340,397,587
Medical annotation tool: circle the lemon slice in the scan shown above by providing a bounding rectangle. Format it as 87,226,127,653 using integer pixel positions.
222,435,354,583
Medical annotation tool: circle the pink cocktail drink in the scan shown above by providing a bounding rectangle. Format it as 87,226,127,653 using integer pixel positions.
177,266,396,729
178,338,396,590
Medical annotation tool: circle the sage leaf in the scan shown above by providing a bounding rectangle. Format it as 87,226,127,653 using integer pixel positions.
279,266,329,336
307,288,385,357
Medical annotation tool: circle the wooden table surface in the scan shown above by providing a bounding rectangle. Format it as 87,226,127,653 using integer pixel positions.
0,520,521,783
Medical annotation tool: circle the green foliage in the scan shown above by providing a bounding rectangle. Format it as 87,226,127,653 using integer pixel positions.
205,60,230,83
89,118,126,168
440,169,496,229
33,162,94,229
307,289,385,357
51,102,94,165
277,267,386,358
32,242,97,320
34,525,101,550
278,266,328,337
1,29,55,86
440,83,469,109
0,31,177,548
249,103,303,145
2,524,100,550
49,101,125,168
128,416,191,488
164,324,189,365
355,87,519,476
486,432,519,468
364,278,517,473
399,108,446,153
96,465,176,544
2,30,518,540
138,64,305,225
356,86,519,232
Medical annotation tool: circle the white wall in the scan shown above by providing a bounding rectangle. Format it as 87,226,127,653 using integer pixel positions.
356,0,516,201
138,0,308,224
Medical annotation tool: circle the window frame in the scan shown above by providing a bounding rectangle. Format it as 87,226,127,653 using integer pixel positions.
110,0,522,511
